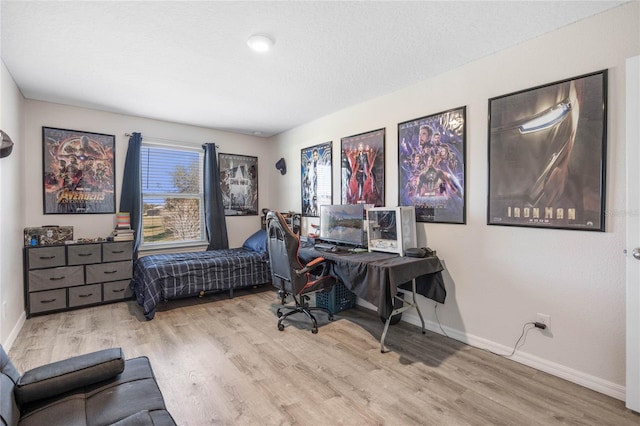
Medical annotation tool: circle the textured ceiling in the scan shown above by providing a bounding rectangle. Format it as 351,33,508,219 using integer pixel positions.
0,1,627,137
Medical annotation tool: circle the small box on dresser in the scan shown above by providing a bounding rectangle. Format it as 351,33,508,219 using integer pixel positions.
24,241,134,317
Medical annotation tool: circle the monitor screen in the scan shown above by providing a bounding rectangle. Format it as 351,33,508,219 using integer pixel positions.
319,204,367,247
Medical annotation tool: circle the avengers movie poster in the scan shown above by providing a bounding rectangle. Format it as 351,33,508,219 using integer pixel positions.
488,70,607,231
43,127,115,214
341,128,385,207
398,107,466,223
301,141,332,217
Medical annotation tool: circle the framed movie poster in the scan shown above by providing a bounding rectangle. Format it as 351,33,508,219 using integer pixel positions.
398,107,466,223
301,141,332,217
43,127,116,214
487,70,607,231
341,128,385,206
219,153,258,216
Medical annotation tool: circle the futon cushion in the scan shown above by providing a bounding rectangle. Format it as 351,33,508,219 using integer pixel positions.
1,373,20,426
242,229,268,254
2,345,23,426
1,345,20,383
110,409,177,426
15,348,124,406
18,356,174,426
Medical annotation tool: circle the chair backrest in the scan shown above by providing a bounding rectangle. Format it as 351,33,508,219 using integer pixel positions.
1,345,21,426
266,211,305,295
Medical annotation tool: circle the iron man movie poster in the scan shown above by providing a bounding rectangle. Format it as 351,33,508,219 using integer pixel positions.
487,70,607,231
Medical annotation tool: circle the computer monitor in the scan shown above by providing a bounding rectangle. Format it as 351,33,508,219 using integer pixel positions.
318,204,367,247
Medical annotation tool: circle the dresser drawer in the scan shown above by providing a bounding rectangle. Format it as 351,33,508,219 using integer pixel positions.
69,284,102,307
103,280,133,302
102,242,132,262
24,241,134,317
28,266,84,292
67,244,101,265
27,246,66,269
86,261,132,284
29,289,67,314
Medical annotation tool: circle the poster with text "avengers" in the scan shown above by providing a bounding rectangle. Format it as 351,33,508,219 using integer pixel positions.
43,127,115,214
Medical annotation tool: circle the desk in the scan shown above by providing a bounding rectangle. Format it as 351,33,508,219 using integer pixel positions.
299,247,446,351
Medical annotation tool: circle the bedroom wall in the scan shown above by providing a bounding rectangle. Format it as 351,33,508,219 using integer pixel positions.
22,101,274,249
0,98,276,346
3,0,637,401
1,59,27,348
270,2,639,399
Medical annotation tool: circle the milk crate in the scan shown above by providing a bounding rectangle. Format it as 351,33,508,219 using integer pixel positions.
316,283,356,313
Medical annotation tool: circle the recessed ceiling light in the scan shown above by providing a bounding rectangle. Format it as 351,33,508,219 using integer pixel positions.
247,34,274,53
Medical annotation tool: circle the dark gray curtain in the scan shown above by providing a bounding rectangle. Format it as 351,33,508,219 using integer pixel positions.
203,143,229,250
120,132,143,258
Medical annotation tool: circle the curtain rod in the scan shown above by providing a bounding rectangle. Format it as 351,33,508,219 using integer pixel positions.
124,133,219,148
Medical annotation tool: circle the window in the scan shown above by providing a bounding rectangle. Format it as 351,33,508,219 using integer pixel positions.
141,143,205,247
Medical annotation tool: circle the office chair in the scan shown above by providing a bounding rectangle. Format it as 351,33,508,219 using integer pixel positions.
266,210,336,333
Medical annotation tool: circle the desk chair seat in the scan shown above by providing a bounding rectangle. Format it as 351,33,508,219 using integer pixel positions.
266,211,337,333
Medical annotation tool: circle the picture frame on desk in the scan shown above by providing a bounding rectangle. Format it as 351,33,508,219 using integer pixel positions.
487,70,607,231
42,127,116,214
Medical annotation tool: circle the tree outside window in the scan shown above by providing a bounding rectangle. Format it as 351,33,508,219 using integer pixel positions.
141,144,204,246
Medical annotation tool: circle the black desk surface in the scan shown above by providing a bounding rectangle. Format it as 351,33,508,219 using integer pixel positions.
299,247,446,318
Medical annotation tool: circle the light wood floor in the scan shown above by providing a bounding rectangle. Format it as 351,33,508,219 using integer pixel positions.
9,287,640,426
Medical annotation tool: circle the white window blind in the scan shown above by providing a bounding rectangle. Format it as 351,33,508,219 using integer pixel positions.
141,143,205,246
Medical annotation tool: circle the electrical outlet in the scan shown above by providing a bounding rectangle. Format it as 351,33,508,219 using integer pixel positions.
536,313,550,329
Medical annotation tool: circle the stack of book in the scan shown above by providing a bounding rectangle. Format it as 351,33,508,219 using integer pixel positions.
113,212,134,241
113,228,134,241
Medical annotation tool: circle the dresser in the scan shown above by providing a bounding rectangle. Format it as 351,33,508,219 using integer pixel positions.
24,241,133,317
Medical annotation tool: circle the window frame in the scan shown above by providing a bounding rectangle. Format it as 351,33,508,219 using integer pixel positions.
139,141,206,251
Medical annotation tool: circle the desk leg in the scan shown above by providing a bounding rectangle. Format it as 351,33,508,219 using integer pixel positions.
380,278,426,353
412,279,426,333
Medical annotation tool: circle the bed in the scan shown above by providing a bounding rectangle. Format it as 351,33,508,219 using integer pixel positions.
130,229,271,320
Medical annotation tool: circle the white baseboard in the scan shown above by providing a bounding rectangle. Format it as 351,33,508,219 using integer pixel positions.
2,311,26,352
399,311,625,401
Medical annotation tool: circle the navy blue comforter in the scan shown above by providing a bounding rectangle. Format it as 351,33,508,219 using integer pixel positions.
130,248,271,319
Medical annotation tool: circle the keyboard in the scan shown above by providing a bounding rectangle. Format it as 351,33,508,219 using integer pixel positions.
314,242,337,252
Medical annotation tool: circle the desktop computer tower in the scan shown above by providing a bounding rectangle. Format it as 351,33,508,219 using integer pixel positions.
366,206,417,256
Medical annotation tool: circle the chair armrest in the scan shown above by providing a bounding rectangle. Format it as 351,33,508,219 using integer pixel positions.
295,257,328,276
15,348,125,406
305,257,326,269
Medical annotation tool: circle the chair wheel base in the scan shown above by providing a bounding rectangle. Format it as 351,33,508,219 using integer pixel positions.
274,295,334,334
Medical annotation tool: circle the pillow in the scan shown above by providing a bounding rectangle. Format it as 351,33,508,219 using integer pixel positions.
15,348,125,406
242,229,268,253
